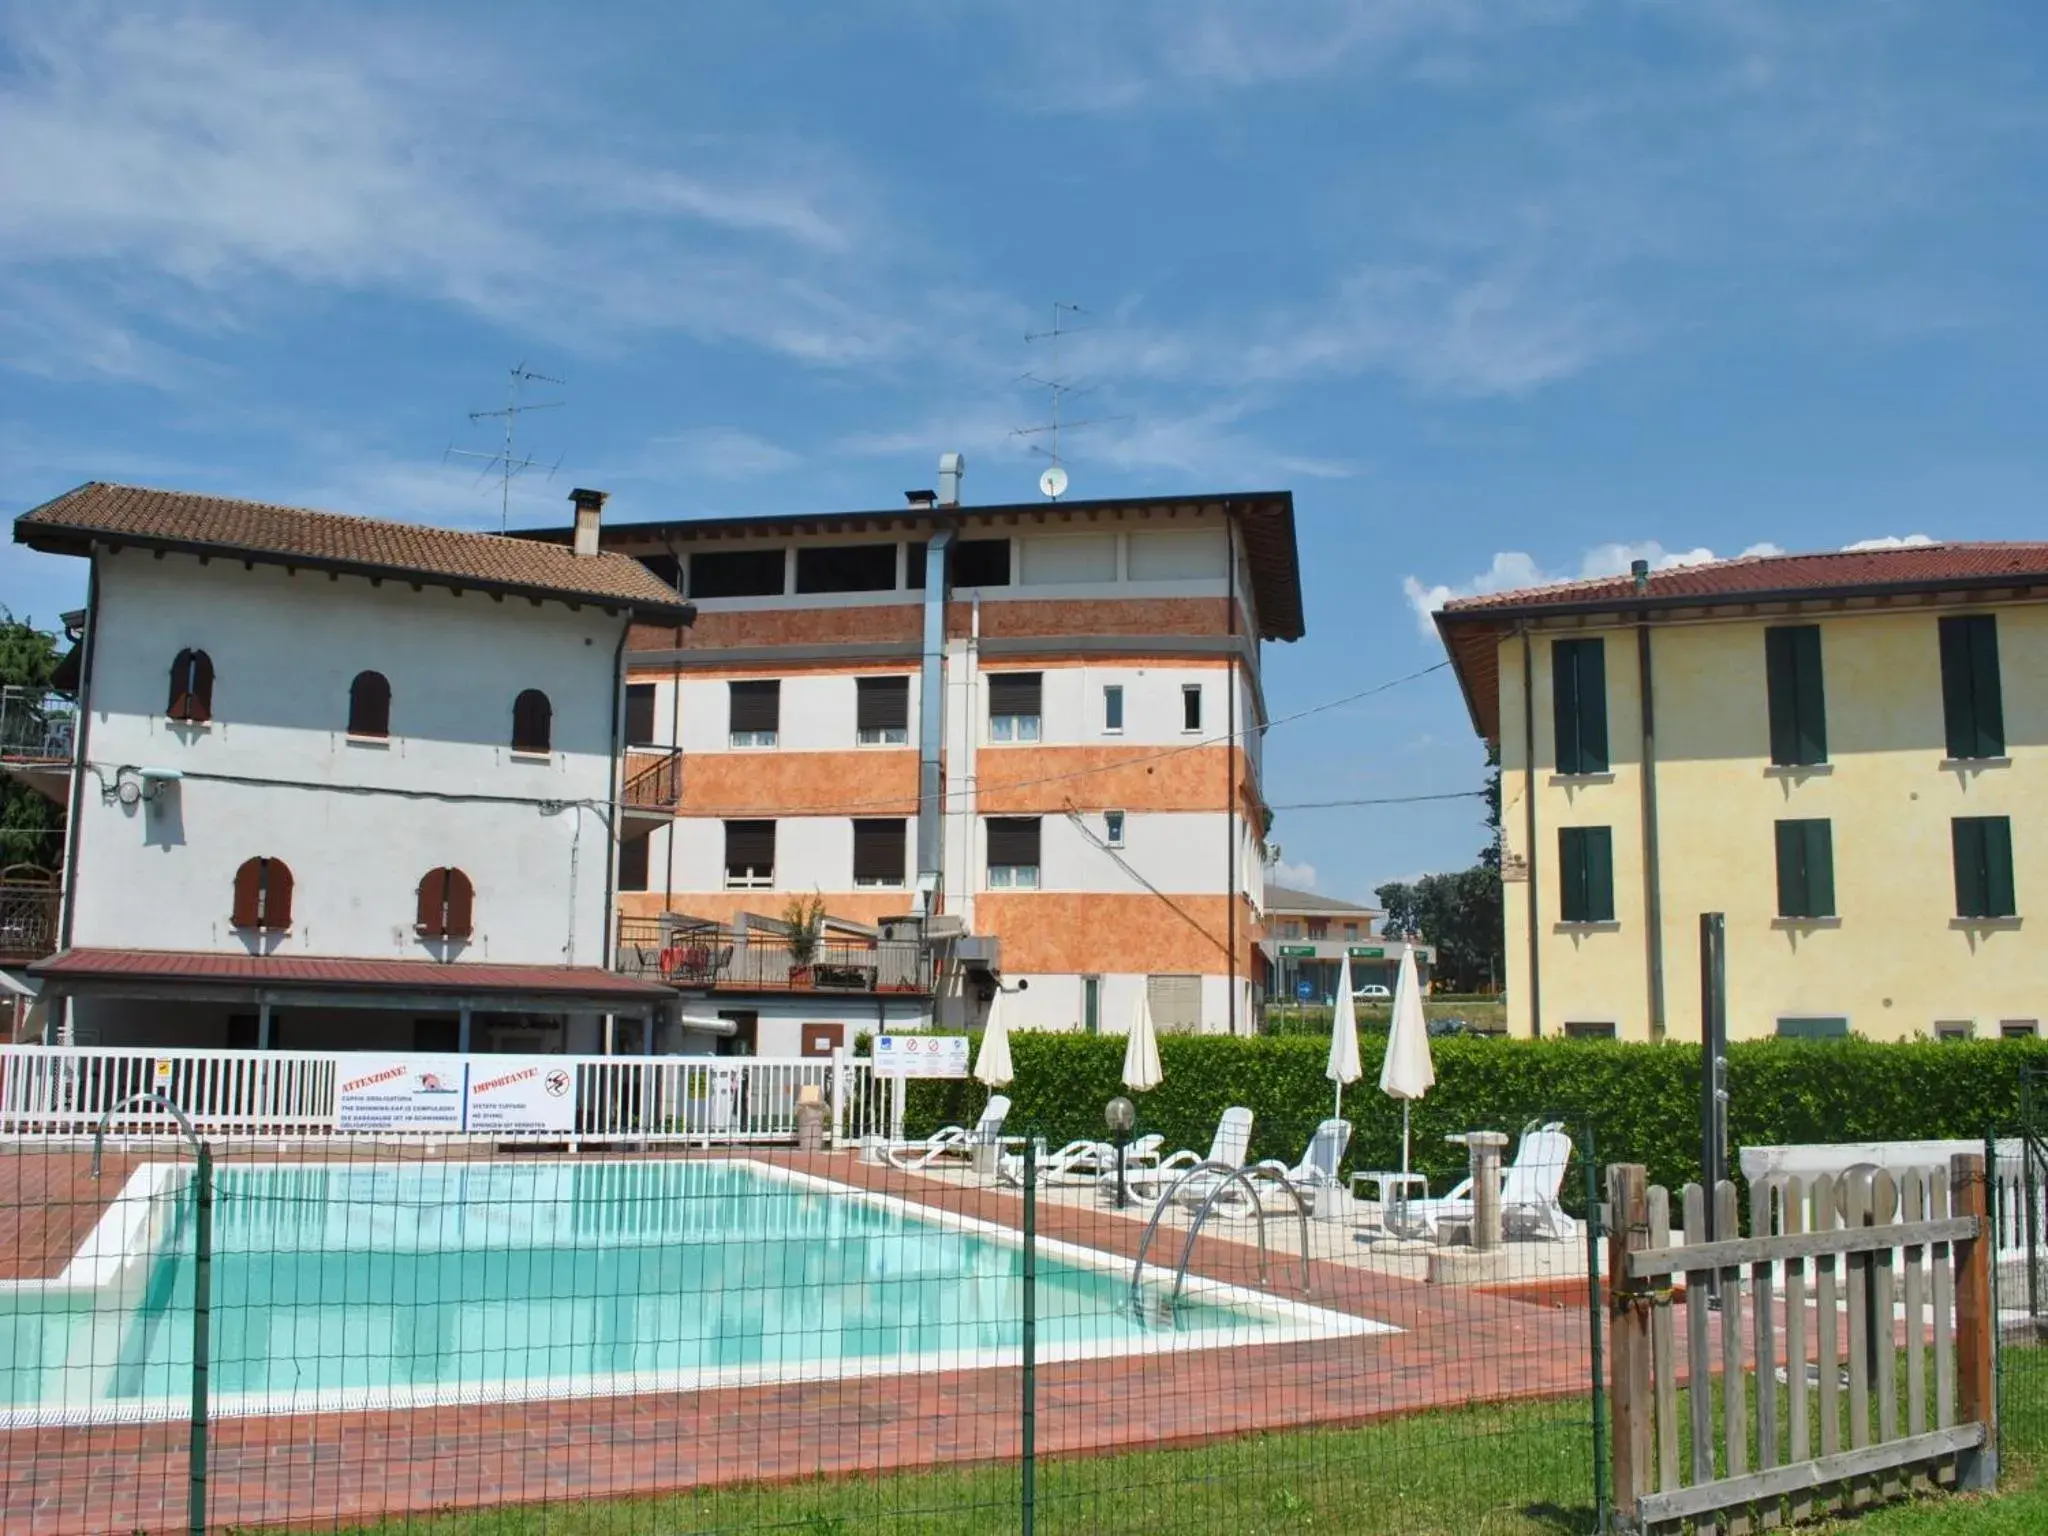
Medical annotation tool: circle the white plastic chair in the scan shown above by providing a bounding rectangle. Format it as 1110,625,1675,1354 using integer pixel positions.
1127,1107,1255,1207
1390,1122,1577,1241
885,1095,1010,1171
1252,1118,1352,1199
997,1133,1164,1187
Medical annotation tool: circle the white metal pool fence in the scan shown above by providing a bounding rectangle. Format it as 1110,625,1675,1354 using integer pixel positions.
0,1044,898,1147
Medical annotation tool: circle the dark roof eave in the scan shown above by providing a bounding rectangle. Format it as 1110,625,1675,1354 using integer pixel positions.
1438,568,2048,626
17,521,697,627
1435,608,1500,744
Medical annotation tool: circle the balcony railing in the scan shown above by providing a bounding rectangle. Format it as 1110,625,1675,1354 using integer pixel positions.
0,687,75,765
0,884,58,962
621,748,683,814
616,915,935,995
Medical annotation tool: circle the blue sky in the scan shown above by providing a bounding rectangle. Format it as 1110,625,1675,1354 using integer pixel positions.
4,1,2044,904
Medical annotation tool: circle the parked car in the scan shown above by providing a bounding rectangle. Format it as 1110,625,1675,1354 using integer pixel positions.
1353,983,1392,1002
1426,1015,1469,1038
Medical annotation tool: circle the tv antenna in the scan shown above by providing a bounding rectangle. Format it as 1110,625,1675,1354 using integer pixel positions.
1012,302,1129,499
446,363,565,531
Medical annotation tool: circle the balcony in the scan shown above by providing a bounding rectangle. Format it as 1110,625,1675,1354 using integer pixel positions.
620,747,682,824
0,880,59,965
0,687,75,764
616,914,935,996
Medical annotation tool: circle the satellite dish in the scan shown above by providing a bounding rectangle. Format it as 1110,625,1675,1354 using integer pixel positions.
1039,465,1069,499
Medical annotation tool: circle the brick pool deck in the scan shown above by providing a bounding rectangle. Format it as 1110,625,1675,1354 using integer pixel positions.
0,1145,1593,1534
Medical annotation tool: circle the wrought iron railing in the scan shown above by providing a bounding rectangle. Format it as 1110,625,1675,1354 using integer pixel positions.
0,686,75,764
621,748,683,813
0,883,57,961
615,915,935,994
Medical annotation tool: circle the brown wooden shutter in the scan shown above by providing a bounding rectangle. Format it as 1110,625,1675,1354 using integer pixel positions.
512,689,552,752
187,650,214,723
724,820,776,871
232,857,262,927
853,819,906,884
986,817,1040,868
986,673,1041,718
729,681,780,734
260,858,293,928
855,677,909,733
349,671,391,737
169,650,194,720
417,867,448,934
443,869,474,938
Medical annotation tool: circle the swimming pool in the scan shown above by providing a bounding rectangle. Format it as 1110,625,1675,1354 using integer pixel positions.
2,1159,1382,1424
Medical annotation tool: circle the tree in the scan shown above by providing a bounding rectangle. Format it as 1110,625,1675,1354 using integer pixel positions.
1372,746,1507,993
0,614,63,871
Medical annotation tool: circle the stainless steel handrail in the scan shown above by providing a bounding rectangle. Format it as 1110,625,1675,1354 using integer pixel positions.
90,1091,203,1178
1129,1160,1315,1320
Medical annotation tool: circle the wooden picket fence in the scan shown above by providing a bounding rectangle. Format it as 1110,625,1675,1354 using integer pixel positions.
1606,1155,1997,1534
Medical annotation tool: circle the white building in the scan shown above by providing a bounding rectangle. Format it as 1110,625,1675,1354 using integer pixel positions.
15,483,690,1053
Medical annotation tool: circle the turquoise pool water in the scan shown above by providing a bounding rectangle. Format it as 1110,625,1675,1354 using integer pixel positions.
2,1160,1315,1418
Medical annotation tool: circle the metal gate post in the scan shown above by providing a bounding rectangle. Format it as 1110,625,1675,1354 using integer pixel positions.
1021,1137,1037,1536
188,1140,213,1536
1584,1122,1609,1532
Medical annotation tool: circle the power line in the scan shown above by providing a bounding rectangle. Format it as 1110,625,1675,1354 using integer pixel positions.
1268,790,1487,812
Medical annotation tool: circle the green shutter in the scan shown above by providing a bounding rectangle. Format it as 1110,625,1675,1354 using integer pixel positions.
1793,626,1827,764
1939,619,1975,760
1969,618,2005,758
1774,820,1803,916
1585,827,1615,922
1578,641,1608,773
1766,628,1799,766
1558,827,1584,921
1984,817,2016,919
1804,819,1835,918
1553,641,1581,775
1953,817,1987,918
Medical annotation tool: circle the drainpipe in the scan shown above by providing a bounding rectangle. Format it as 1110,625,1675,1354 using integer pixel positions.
1635,566,1667,1040
915,531,955,913
1520,625,1543,1038
56,556,101,1047
1225,518,1239,1037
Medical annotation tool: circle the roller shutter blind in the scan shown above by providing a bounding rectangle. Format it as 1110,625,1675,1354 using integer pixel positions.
856,677,910,733
986,672,1042,719
986,817,1041,868
729,681,781,734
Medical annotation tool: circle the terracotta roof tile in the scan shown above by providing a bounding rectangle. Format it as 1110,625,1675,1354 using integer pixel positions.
15,483,692,621
1440,542,2048,616
31,948,674,999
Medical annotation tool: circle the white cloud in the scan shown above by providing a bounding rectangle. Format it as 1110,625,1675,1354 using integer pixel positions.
1400,538,1783,637
1841,533,1935,551
1269,858,1319,891
638,428,801,483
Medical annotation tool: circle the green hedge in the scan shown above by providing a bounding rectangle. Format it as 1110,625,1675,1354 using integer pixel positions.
873,1034,2048,1200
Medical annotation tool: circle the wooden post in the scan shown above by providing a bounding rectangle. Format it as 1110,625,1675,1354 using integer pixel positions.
1951,1152,1997,1492
1609,1163,1652,1528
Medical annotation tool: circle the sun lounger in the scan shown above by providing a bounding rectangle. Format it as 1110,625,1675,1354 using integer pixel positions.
1388,1121,1576,1241
885,1095,1010,1171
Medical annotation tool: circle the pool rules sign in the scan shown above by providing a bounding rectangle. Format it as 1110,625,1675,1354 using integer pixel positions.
335,1056,576,1134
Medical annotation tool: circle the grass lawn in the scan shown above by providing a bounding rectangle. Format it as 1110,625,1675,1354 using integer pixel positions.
314,1343,2044,1535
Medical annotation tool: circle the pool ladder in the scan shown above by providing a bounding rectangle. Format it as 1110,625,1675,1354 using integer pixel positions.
1128,1160,1315,1323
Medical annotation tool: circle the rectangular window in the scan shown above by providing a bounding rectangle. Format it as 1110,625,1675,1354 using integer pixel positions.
1281,920,1302,939
624,683,658,748
1551,638,1609,775
1764,625,1828,766
1147,974,1201,1032
634,553,682,589
1558,826,1615,923
1773,818,1836,919
2002,1020,2040,1039
723,820,775,888
852,818,907,887
1103,684,1124,733
952,538,1012,588
1181,683,1203,733
1934,1020,1974,1042
1952,816,2017,919
1104,810,1125,848
689,548,786,599
987,671,1043,743
1343,922,1359,939
855,676,910,745
1777,1017,1849,1040
1082,976,1101,1036
728,680,780,748
795,543,897,594
617,834,651,892
1939,615,2005,760
1307,918,1329,939
1564,1020,1617,1039
905,540,928,590
987,817,1041,889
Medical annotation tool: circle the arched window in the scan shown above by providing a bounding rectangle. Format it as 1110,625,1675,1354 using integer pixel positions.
416,867,475,939
348,670,391,738
167,649,215,723
231,856,294,930
512,689,552,753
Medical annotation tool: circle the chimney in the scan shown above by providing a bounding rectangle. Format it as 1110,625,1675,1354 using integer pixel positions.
1631,558,1650,592
905,489,938,509
570,488,608,558
937,452,965,508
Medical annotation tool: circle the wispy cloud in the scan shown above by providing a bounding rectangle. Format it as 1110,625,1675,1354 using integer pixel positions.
1399,539,1783,638
634,428,802,483
1841,533,1935,551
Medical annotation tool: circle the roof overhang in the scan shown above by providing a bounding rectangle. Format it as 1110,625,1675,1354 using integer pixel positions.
30,949,677,1017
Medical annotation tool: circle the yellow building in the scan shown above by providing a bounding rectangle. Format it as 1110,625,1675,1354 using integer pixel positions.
1435,544,2047,1043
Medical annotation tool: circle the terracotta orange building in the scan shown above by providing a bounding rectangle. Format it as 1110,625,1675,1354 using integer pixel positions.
543,468,1304,1054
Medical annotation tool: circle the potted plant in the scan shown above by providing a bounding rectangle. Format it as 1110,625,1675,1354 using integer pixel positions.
783,891,826,988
